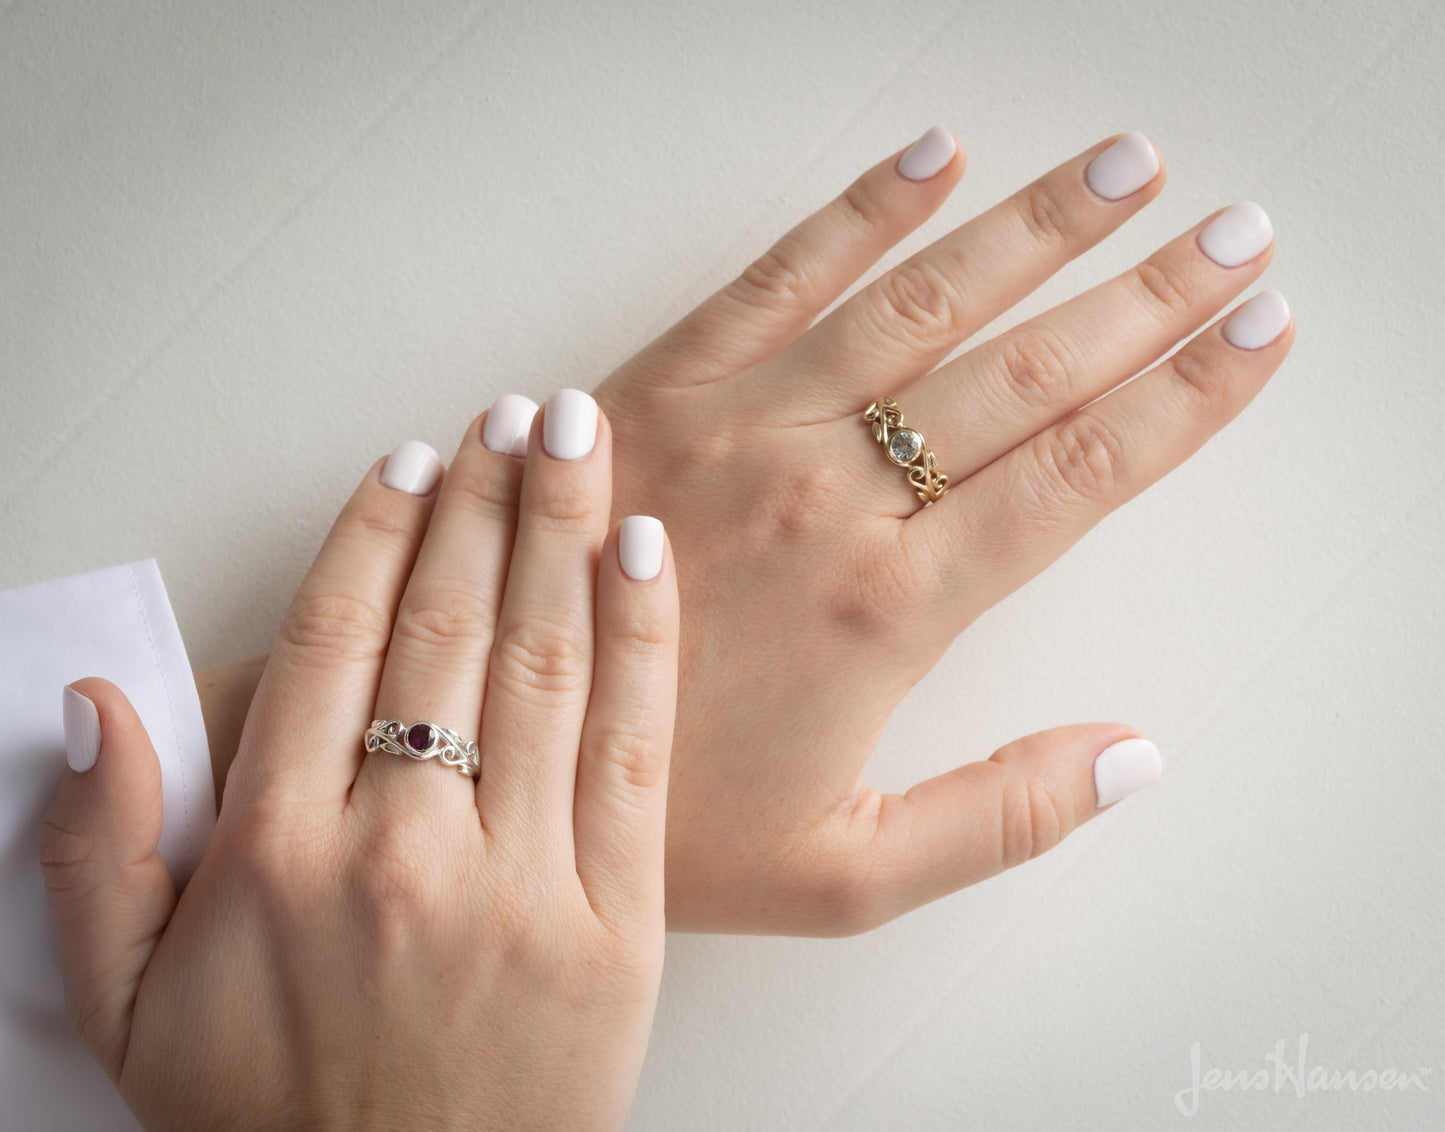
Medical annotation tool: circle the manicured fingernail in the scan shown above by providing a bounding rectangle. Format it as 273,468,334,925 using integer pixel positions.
1094,737,1162,808
542,388,598,460
1084,131,1160,201
380,440,443,494
619,515,665,581
482,393,540,457
62,686,100,773
1223,289,1291,350
897,125,956,182
1198,201,1273,267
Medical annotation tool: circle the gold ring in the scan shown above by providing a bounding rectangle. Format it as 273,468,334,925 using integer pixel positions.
864,397,949,504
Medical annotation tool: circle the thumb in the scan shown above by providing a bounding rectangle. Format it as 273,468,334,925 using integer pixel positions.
37,679,178,1081
834,723,1162,933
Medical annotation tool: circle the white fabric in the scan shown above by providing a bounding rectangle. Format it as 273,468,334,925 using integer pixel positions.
0,560,215,1130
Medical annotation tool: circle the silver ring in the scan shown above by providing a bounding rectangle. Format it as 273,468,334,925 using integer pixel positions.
365,719,480,777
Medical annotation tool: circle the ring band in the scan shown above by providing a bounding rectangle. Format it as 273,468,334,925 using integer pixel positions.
365,719,480,777
864,397,949,504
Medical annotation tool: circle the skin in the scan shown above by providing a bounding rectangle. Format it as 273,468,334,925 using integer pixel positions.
195,654,265,813
197,131,1292,935
39,409,679,1130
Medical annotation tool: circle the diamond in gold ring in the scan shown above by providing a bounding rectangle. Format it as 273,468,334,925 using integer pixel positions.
886,427,924,466
864,397,949,505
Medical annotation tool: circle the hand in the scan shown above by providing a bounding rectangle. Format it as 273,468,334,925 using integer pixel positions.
593,128,1291,933
197,129,1291,937
195,653,265,812
40,403,678,1129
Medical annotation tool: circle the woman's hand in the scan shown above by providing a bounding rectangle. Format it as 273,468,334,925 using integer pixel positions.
196,129,1291,938
593,128,1291,933
40,399,677,1130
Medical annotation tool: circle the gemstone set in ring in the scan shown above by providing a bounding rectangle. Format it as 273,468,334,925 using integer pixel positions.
864,397,949,504
886,427,924,466
365,719,480,777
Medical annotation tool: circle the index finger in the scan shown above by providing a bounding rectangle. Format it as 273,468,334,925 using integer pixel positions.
227,441,442,809
572,517,679,927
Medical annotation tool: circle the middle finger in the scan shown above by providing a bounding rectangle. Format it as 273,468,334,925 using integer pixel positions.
476,389,612,844
355,395,538,815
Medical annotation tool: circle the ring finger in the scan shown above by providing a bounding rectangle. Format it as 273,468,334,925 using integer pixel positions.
355,395,539,815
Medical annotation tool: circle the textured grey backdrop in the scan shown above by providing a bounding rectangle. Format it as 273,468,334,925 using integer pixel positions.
3,0,1441,1128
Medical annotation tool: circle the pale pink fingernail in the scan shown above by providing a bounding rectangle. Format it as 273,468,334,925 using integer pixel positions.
1084,132,1160,200
897,126,957,182
619,516,665,582
380,440,443,495
542,388,599,460
62,686,101,773
1198,202,1273,268
1094,737,1162,807
482,394,540,457
1223,290,1291,350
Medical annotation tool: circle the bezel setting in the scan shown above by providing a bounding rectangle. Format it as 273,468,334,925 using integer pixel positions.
887,427,924,466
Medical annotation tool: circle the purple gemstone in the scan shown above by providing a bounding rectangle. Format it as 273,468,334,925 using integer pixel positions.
406,723,434,753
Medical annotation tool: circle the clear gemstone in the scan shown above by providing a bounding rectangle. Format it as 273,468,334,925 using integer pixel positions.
406,723,434,752
887,428,923,465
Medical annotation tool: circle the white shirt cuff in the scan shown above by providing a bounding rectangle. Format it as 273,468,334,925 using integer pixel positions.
0,559,215,1130
0,558,215,885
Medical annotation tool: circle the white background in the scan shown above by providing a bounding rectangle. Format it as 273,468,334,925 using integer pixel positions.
3,0,1442,1127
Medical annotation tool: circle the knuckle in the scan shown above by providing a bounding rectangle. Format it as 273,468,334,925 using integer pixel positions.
994,324,1077,412
223,804,327,912
1038,413,1127,505
394,583,494,652
481,857,556,951
1018,180,1072,247
800,863,883,937
36,802,95,889
225,832,290,903
279,590,391,666
630,418,732,489
998,774,1068,870
872,259,963,341
524,480,605,534
593,725,667,794
729,240,814,313
1169,348,1231,415
353,825,447,943
838,180,887,235
604,607,673,653
752,460,852,538
336,496,418,546
492,618,590,696
1133,258,1196,323
828,544,919,640
443,460,520,525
